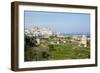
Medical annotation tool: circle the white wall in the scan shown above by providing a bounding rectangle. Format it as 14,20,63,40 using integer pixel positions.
0,0,99,73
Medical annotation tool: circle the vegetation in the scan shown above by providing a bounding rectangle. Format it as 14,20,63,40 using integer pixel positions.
48,43,90,60
24,35,90,61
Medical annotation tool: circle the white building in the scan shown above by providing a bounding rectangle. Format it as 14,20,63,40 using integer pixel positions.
79,35,87,47
39,28,52,38
24,28,33,37
25,26,52,38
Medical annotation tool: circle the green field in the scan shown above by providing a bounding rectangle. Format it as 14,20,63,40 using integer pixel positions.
48,43,90,60
24,36,90,61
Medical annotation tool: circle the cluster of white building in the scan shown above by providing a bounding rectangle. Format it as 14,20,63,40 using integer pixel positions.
25,26,52,38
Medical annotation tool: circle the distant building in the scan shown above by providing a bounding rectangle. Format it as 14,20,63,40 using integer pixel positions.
39,28,52,38
25,26,52,38
79,35,87,47
56,32,66,38
24,28,32,37
72,35,82,41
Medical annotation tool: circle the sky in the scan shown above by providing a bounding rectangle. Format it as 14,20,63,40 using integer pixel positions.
24,11,90,34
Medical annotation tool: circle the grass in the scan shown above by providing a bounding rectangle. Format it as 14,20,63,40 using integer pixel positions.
24,37,90,61
48,43,90,60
